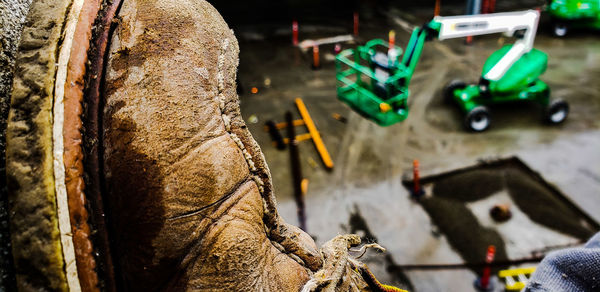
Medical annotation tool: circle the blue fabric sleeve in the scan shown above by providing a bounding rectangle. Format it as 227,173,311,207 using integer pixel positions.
524,232,600,292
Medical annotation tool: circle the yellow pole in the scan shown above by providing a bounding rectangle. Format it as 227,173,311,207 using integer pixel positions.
295,98,334,170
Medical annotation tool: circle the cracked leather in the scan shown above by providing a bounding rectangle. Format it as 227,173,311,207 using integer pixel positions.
102,0,324,290
5,0,372,290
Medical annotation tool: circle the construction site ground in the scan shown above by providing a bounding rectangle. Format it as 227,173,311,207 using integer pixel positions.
235,3,600,291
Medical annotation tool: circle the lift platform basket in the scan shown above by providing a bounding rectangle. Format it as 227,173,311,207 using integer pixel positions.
335,39,410,127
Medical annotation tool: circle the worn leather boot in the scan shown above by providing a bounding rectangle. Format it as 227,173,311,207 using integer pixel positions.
4,0,391,291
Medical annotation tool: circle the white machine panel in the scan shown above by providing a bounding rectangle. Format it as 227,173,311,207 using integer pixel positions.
434,10,540,81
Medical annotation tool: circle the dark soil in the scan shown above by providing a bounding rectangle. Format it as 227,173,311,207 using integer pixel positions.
419,196,509,275
410,158,598,276
505,167,596,240
432,169,504,202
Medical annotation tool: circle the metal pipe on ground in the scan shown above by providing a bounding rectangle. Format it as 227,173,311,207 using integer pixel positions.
265,120,286,150
389,255,544,271
286,111,306,231
295,98,333,170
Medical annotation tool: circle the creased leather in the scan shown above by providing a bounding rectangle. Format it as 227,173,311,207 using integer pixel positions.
102,0,320,290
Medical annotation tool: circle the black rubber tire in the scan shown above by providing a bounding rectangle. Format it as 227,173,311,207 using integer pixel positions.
443,80,466,104
545,99,569,124
553,23,568,37
465,106,491,132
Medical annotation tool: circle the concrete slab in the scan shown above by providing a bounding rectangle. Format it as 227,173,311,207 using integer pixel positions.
237,5,600,291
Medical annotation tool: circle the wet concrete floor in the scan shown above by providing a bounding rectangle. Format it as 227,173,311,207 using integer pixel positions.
236,4,600,291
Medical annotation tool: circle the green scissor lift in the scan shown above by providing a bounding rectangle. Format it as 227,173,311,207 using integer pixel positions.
336,10,569,131
335,32,429,126
547,0,600,36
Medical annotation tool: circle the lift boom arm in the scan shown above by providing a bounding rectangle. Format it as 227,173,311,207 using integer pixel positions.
404,10,540,82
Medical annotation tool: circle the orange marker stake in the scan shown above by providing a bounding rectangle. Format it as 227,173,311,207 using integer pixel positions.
353,12,359,36
301,179,309,197
292,20,299,46
312,45,320,69
466,35,473,45
475,245,496,291
434,0,441,16
482,0,489,14
488,0,496,13
412,159,424,197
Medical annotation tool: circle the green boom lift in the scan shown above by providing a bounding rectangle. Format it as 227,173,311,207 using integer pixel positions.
335,10,569,131
547,0,600,36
